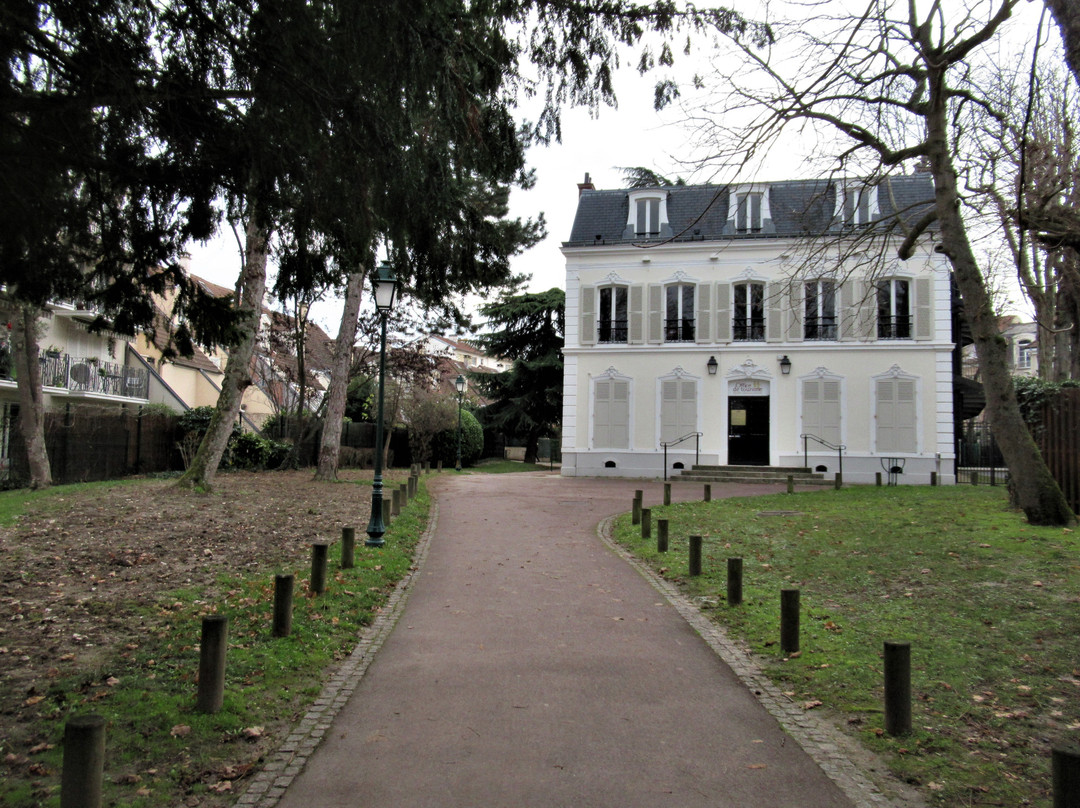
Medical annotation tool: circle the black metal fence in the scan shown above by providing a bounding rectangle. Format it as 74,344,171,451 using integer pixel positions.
955,420,1006,485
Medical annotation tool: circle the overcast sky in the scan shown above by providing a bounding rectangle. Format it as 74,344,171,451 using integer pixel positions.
186,3,1050,330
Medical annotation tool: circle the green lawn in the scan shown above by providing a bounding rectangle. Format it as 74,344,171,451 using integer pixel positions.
612,484,1078,807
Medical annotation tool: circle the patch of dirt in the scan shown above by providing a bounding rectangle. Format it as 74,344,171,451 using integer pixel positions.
0,470,372,757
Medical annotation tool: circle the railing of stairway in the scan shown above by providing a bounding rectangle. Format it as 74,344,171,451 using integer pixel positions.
800,433,846,480
660,432,702,481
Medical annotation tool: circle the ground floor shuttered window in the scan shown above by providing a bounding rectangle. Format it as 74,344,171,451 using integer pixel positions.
593,379,630,449
875,377,917,452
802,378,841,446
660,378,697,444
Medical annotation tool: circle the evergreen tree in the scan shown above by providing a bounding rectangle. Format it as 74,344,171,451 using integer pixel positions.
474,288,564,464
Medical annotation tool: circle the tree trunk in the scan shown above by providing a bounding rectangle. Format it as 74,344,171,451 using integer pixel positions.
315,269,365,481
1047,0,1080,89
926,68,1075,525
176,215,269,492
5,305,51,489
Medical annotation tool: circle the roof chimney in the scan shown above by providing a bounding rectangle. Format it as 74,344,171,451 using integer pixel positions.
577,172,595,195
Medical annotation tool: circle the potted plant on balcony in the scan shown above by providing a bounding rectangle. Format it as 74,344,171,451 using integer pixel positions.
44,345,61,358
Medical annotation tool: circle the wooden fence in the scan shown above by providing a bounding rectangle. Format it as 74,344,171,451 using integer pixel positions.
1039,388,1080,515
6,406,183,486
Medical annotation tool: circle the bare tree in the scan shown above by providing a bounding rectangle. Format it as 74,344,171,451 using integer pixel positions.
695,0,1073,524
968,57,1080,380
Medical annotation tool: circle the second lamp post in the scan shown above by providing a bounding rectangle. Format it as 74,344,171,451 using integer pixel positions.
454,374,466,471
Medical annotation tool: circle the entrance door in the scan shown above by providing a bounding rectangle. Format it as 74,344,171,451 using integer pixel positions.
728,396,770,465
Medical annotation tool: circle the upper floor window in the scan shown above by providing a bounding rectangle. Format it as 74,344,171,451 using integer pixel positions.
836,182,878,227
1017,339,1035,369
665,284,695,342
877,279,911,340
804,280,837,340
627,189,668,239
733,282,765,341
636,198,661,237
598,285,628,343
735,192,763,233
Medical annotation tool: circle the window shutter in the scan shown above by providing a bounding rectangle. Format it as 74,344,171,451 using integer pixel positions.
660,379,679,443
696,282,712,344
716,283,731,342
580,286,596,346
914,277,933,340
802,379,821,438
612,380,630,448
822,380,841,444
680,380,697,438
787,283,804,342
766,283,783,342
629,285,645,344
876,378,916,452
648,284,663,344
839,281,856,341
593,379,611,448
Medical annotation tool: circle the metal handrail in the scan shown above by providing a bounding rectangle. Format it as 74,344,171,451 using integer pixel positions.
800,433,846,480
660,431,702,481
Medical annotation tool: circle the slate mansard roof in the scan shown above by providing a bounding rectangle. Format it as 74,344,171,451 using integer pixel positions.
564,174,937,247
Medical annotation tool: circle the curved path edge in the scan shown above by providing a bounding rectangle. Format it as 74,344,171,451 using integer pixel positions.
595,514,926,808
234,498,442,808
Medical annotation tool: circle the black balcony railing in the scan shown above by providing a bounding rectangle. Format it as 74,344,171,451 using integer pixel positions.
878,315,912,340
805,316,838,340
733,317,765,341
598,319,629,343
0,345,149,399
664,319,695,342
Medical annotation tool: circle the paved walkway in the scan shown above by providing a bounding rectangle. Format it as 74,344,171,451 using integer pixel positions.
240,473,915,808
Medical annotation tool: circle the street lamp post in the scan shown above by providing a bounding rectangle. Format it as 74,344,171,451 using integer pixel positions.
365,262,399,548
454,374,466,471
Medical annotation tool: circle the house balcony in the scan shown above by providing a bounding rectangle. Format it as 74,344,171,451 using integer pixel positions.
0,345,149,402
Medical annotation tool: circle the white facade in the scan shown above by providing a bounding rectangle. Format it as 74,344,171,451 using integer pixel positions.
560,178,957,484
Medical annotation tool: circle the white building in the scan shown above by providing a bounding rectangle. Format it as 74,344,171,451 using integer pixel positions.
560,175,959,484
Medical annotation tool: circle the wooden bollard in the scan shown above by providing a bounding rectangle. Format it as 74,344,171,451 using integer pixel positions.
704,483,711,502
657,518,669,553
971,470,979,485
780,589,800,655
273,574,294,638
834,472,842,490
399,482,408,506
930,471,937,486
391,488,401,516
341,526,355,569
875,472,882,486
382,498,391,527
310,542,329,596
409,475,418,498
437,460,443,472
641,508,651,539
664,482,671,505
1053,745,1080,807
632,490,643,525
60,714,105,808
884,641,912,736
197,615,228,713
727,557,743,606
787,474,794,494
688,535,703,576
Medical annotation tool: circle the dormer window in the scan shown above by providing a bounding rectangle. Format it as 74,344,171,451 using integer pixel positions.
728,184,772,234
625,189,669,240
835,181,879,227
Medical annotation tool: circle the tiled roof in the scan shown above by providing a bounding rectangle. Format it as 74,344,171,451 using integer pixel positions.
565,175,937,246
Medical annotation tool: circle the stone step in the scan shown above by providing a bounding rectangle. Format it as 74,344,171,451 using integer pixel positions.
674,465,832,485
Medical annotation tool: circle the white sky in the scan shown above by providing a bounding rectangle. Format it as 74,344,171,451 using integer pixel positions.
185,2,1050,330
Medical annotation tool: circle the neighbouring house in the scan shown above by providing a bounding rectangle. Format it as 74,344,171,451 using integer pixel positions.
560,173,962,484
134,266,336,429
424,334,507,374
0,296,154,477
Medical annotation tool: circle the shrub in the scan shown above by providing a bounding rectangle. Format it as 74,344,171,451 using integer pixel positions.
432,409,483,468
231,433,271,469
140,403,178,418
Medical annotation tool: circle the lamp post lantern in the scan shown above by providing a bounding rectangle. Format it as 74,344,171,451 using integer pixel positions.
454,374,466,471
366,262,399,548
